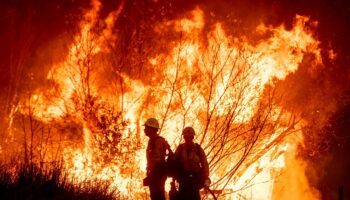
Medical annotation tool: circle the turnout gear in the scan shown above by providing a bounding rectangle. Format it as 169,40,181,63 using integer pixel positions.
145,135,168,200
174,141,210,200
146,135,176,177
175,143,209,183
143,117,168,200
146,136,168,173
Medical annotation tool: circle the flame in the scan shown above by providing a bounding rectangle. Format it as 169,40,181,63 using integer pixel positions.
272,134,321,200
5,1,325,199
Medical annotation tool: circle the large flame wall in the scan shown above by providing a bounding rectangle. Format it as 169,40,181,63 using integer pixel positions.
1,0,346,199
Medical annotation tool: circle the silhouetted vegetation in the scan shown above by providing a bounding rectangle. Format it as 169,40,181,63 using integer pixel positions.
0,162,119,200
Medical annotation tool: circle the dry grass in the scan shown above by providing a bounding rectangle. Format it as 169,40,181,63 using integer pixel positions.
0,162,119,200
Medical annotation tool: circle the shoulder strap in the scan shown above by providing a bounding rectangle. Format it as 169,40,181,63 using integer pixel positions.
194,143,201,154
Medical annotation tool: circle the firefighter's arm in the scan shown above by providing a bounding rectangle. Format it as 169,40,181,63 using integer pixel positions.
173,145,183,181
198,145,211,188
174,145,181,159
198,145,209,178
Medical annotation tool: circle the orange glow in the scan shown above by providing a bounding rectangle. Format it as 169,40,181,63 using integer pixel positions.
6,1,324,199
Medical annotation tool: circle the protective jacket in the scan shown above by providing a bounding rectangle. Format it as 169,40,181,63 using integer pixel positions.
146,136,168,174
175,143,209,182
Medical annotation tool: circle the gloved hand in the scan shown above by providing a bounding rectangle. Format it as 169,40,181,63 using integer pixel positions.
204,178,211,188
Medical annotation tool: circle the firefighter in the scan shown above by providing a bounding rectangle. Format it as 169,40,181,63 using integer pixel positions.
143,118,168,200
174,126,211,200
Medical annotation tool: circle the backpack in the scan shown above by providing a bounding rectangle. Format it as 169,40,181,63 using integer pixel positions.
164,140,178,178
150,136,177,178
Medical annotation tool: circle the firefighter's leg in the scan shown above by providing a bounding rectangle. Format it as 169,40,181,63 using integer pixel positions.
178,178,201,200
149,175,166,200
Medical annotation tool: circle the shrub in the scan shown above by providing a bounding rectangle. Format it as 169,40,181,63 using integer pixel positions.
0,162,119,200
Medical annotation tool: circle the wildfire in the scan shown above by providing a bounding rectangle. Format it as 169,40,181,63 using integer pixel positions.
5,0,324,199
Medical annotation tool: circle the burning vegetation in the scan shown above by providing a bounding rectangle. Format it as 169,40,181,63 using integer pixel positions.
1,0,349,199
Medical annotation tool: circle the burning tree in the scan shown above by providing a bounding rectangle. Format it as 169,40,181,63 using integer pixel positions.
124,9,322,199
1,1,324,199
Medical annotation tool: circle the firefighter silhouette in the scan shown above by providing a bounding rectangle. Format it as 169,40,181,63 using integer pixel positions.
143,118,168,200
174,126,211,200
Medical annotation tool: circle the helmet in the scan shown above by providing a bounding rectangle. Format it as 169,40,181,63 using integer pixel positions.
182,126,195,136
144,118,160,129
